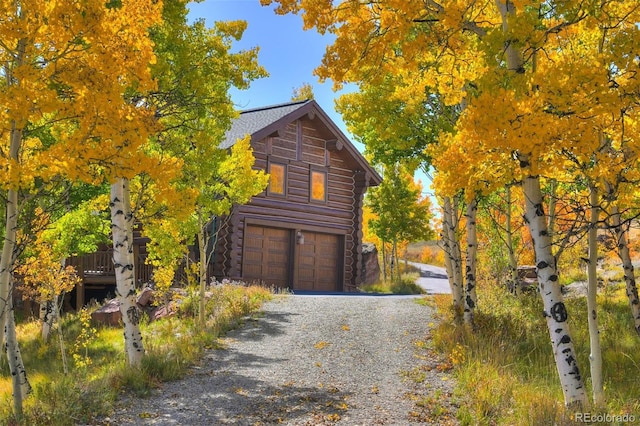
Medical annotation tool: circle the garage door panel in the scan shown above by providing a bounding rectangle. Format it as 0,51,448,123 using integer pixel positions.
244,225,291,287
267,267,288,279
297,256,314,267
244,250,263,262
295,232,339,292
269,253,288,263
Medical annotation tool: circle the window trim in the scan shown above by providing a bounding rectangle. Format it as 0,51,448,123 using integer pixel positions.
267,161,287,197
309,168,328,203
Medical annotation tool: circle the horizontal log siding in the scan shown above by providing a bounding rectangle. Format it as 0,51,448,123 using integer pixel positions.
227,214,243,279
239,200,353,227
271,124,298,160
301,121,328,166
252,139,267,153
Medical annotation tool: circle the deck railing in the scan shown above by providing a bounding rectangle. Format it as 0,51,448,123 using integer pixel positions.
68,250,153,286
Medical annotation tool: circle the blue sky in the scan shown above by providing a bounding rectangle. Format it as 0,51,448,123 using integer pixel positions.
187,0,356,143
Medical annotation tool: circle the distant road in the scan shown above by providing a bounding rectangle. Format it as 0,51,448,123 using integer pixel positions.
407,262,451,294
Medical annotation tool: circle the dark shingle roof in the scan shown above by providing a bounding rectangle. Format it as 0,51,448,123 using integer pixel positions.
221,100,310,149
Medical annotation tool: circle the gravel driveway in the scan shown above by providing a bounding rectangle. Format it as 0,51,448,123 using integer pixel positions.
103,295,458,425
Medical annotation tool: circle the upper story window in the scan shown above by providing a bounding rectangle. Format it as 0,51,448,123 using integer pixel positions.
268,162,286,196
310,170,327,202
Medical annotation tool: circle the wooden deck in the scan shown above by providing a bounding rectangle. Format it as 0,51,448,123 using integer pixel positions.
68,246,153,308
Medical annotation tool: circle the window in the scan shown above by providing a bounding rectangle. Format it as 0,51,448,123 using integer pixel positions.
268,163,286,195
310,170,327,202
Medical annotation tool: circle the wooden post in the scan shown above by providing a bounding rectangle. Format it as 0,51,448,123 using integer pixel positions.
76,256,85,310
133,242,140,287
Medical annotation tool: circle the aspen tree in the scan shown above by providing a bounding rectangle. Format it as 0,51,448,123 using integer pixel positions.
610,204,640,336
366,163,435,283
587,184,604,405
441,195,464,316
0,0,161,384
464,197,478,326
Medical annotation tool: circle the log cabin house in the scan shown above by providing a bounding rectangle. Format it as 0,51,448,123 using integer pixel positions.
213,99,382,292
67,99,381,306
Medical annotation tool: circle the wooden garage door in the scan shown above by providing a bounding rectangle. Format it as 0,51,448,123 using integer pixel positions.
295,232,339,292
243,225,291,288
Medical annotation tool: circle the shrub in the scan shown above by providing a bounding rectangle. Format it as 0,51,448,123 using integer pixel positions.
420,245,445,267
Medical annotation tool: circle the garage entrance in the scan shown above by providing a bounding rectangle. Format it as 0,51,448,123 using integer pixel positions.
243,224,342,291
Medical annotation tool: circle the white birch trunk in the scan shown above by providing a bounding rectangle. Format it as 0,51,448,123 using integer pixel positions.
1,38,30,417
547,179,558,241
586,185,604,405
110,177,144,366
0,123,23,353
381,242,387,283
496,0,586,405
40,300,55,342
42,258,67,342
450,201,464,315
51,294,69,375
440,199,454,291
390,244,395,283
389,240,396,283
55,260,68,372
6,290,31,418
442,196,464,315
0,186,18,353
392,239,399,283
0,29,26,357
611,206,640,336
441,199,456,288
464,198,478,326
505,187,520,295
442,238,453,290
522,174,587,406
197,212,207,327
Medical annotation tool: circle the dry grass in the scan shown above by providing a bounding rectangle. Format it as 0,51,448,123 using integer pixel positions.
0,284,272,425
405,241,445,267
426,281,640,425
359,272,424,294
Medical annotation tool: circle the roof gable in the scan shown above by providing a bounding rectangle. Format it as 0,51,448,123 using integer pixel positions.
221,100,310,149
222,100,382,186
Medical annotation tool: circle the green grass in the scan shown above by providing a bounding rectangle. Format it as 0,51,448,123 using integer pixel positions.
426,282,640,425
359,272,425,295
0,284,272,425
559,269,588,286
